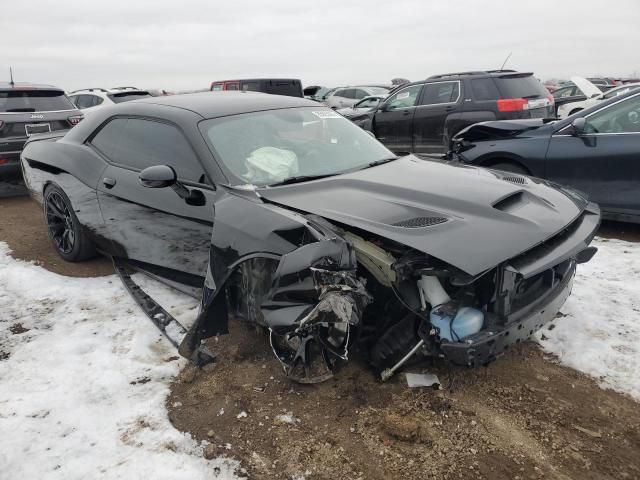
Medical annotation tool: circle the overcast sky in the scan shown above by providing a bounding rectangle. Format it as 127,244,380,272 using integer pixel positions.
3,0,639,92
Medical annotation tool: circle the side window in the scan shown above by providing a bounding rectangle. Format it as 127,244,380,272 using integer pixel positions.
90,118,128,159
585,95,640,134
226,83,239,91
91,118,206,183
73,95,90,109
242,82,260,92
336,89,352,99
353,89,367,100
471,78,500,101
384,85,422,110
420,81,460,105
69,95,81,107
90,95,104,107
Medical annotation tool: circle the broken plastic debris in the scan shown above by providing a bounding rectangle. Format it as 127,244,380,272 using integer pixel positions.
405,372,440,388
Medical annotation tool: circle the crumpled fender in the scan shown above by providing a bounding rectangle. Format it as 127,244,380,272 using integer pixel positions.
178,190,369,366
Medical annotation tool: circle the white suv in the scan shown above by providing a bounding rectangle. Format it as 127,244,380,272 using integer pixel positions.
68,87,152,115
324,86,391,109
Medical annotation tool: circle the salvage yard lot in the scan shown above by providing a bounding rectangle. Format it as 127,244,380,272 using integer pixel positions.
1,194,640,480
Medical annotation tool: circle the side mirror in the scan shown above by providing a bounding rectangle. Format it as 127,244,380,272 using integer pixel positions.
139,165,205,206
139,165,176,188
571,117,586,136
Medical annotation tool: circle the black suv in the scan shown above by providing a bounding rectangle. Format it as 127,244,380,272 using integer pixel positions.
0,83,82,178
355,70,554,154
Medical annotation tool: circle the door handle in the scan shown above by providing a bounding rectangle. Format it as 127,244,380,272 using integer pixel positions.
402,110,411,116
102,177,116,189
445,106,456,112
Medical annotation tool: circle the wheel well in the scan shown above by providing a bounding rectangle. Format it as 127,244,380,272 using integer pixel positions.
480,158,531,175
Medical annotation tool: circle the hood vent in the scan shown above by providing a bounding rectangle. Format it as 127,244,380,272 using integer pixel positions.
493,191,527,212
392,216,448,228
502,175,527,185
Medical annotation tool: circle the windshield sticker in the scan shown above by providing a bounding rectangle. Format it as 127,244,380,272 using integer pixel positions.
396,92,410,100
312,110,342,119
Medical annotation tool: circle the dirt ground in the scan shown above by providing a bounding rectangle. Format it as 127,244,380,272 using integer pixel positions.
2,191,640,480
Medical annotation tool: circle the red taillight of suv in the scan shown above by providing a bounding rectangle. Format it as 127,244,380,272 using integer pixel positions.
497,96,554,112
496,98,529,112
68,115,84,126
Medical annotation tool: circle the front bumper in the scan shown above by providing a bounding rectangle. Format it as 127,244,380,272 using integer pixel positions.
437,262,575,366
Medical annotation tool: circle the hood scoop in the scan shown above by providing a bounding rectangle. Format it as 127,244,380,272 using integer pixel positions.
392,216,448,228
493,191,528,213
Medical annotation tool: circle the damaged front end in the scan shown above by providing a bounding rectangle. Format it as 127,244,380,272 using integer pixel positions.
137,181,600,385
177,201,370,384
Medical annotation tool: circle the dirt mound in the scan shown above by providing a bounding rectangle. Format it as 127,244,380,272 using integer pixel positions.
168,321,640,480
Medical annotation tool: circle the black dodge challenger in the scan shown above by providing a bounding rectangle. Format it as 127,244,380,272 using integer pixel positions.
21,92,600,383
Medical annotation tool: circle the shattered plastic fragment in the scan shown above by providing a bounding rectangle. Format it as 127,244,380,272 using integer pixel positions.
406,372,440,388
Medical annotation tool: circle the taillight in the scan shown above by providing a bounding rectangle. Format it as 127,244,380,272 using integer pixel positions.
68,115,84,126
0,158,7,165
496,98,528,112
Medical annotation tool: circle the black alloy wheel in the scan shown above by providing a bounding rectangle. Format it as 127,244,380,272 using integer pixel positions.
43,185,96,262
45,190,75,254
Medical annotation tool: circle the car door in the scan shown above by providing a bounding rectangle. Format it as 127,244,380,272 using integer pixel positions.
545,92,640,218
412,81,462,154
372,84,423,154
93,117,217,285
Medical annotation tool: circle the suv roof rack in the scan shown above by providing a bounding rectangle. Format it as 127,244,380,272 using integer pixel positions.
427,69,519,80
69,87,109,94
111,86,138,90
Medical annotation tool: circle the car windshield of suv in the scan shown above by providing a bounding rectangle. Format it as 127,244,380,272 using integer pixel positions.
107,91,152,103
0,89,75,112
494,75,549,98
200,107,395,186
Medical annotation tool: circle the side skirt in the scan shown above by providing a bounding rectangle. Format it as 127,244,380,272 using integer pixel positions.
112,257,215,364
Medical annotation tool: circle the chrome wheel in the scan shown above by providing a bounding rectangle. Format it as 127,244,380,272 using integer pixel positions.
45,191,75,254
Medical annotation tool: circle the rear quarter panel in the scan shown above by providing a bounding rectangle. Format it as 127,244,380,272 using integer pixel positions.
21,137,113,253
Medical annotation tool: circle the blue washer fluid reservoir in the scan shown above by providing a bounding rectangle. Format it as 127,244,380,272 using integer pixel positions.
429,305,484,342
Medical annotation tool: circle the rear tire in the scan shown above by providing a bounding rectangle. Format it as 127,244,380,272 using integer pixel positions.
43,184,96,262
487,162,528,175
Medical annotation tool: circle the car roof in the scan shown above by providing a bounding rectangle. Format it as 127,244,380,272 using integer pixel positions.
69,87,149,94
135,91,318,118
0,82,63,91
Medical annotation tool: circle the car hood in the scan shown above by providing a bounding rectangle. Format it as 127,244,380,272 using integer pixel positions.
452,118,554,143
257,156,586,276
570,76,602,98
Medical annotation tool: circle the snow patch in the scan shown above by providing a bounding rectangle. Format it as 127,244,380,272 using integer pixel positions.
536,238,640,400
0,243,242,479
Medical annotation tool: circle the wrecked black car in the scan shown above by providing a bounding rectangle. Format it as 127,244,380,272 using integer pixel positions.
20,92,600,383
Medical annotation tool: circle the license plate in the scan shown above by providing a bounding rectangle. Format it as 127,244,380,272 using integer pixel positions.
25,123,51,136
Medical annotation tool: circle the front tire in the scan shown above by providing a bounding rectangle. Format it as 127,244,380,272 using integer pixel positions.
43,185,96,262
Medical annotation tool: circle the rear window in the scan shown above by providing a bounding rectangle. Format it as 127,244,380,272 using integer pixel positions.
493,75,549,99
107,92,152,104
0,89,75,112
